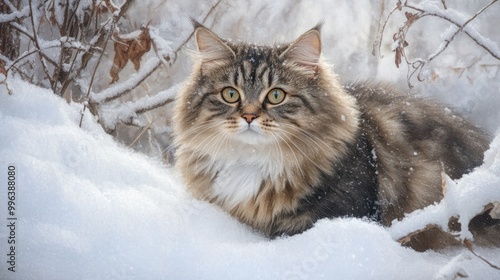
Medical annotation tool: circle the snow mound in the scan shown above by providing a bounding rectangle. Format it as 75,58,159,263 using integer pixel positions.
0,77,499,279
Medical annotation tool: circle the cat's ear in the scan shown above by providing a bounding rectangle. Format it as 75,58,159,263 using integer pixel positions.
280,25,322,75
194,26,235,67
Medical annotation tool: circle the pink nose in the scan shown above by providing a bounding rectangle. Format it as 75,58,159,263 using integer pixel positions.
242,113,258,123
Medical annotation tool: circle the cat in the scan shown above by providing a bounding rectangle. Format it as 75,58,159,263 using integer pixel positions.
172,22,499,251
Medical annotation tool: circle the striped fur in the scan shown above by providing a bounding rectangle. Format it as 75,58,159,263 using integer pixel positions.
172,25,498,251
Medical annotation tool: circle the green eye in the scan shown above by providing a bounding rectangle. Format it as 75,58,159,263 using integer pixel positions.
267,88,286,105
221,87,240,103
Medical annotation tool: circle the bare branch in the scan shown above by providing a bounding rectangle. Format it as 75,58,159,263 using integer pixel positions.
172,0,223,64
28,0,54,88
128,120,155,148
372,6,399,58
90,0,223,104
79,0,136,71
378,0,500,87
406,0,500,60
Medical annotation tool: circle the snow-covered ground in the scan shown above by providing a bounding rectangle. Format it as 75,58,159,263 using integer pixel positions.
0,77,499,280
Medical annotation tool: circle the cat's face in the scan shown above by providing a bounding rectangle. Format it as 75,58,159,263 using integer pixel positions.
174,25,358,162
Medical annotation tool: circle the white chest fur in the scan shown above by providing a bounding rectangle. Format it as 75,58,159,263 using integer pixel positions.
209,144,284,208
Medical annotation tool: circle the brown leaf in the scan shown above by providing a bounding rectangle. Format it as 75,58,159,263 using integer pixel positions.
110,28,152,83
396,1,402,11
110,32,130,83
405,12,418,24
395,48,402,68
128,28,152,71
49,4,58,26
0,61,7,76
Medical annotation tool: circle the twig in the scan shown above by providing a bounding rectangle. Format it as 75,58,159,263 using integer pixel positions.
406,0,500,60
90,0,223,104
3,43,93,74
376,0,499,87
78,0,135,127
372,6,399,58
79,25,113,127
464,239,500,270
172,0,223,64
128,120,154,147
28,0,55,88
79,0,135,71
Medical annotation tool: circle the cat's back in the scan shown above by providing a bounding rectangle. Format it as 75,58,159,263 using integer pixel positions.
343,83,490,229
345,83,489,178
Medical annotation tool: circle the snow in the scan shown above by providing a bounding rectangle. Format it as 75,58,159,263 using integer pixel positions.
1,77,499,280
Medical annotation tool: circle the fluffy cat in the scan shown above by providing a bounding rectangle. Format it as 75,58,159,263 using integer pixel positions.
173,23,499,251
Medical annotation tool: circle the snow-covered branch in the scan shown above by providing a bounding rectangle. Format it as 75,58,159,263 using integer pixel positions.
149,26,174,66
376,0,500,87
0,5,28,23
407,0,500,60
90,57,162,104
98,84,180,131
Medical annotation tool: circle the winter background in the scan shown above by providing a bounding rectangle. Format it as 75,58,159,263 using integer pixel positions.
1,0,500,279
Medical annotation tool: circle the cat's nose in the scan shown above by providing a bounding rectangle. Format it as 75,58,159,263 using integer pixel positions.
242,113,259,123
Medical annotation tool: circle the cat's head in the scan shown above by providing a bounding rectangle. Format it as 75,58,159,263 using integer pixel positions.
174,24,358,163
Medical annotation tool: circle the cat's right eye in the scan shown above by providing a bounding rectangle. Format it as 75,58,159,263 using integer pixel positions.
221,87,240,104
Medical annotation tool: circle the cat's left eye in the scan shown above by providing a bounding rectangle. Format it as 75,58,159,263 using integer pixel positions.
267,88,286,105
221,87,240,104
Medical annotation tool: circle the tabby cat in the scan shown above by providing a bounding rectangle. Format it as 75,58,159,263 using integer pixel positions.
173,23,499,251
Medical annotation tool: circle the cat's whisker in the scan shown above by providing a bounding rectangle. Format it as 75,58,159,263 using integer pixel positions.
179,120,221,139
183,121,226,167
277,129,328,173
268,130,286,179
189,131,226,172
280,123,336,154
206,129,231,170
271,131,305,178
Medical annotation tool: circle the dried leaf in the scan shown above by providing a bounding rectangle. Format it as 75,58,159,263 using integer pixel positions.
405,12,419,24
0,61,7,76
110,28,152,83
48,3,58,26
405,12,412,20
395,48,402,68
110,32,130,83
128,28,152,70
396,1,403,11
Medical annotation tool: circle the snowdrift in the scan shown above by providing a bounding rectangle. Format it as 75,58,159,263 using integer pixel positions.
0,77,499,279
